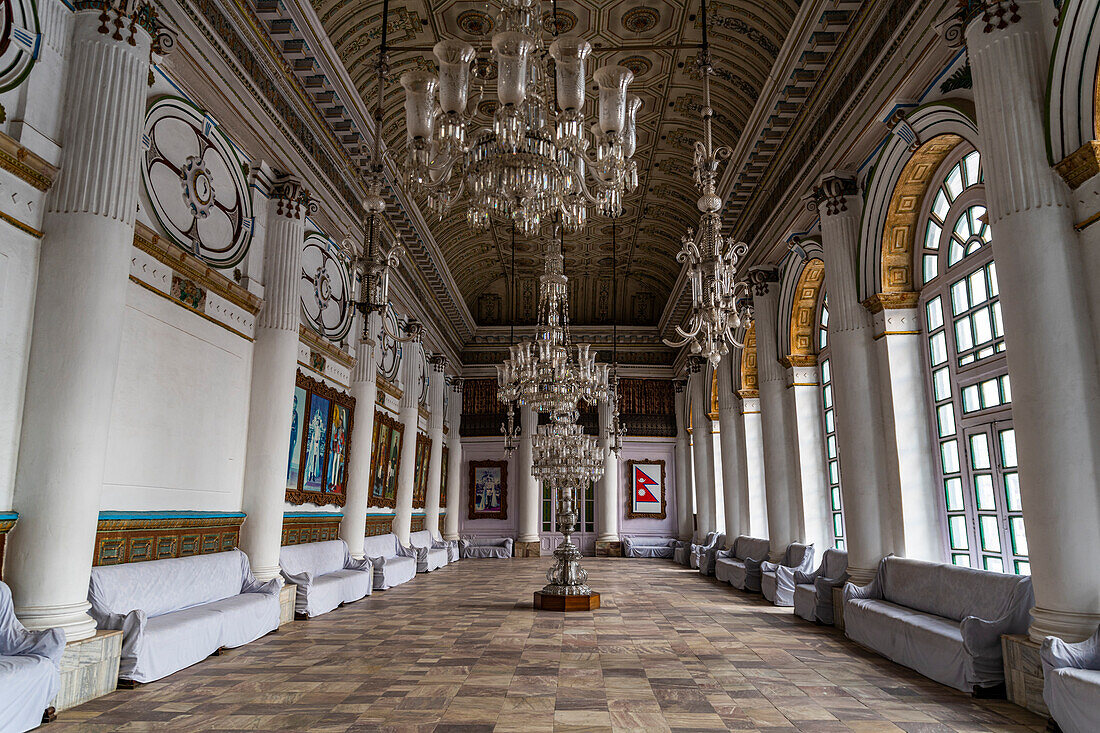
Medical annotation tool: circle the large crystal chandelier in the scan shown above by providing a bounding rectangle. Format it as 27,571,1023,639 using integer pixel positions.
662,0,751,367
398,0,642,237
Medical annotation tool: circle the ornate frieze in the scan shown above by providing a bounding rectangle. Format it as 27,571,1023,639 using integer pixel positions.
281,512,342,545
93,511,244,565
1055,141,1100,190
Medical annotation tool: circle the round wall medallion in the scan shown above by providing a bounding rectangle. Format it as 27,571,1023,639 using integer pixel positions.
377,310,402,382
620,56,652,78
0,0,39,93
542,9,576,34
457,9,493,36
622,7,659,33
141,97,253,268
300,232,354,342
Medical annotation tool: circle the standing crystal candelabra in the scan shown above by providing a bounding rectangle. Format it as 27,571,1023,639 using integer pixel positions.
542,484,592,595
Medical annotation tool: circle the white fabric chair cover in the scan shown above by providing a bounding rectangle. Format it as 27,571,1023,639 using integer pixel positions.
688,532,718,569
715,535,770,591
1041,624,1100,733
0,581,64,733
622,536,677,558
672,542,690,565
362,533,417,589
408,530,449,572
87,550,280,683
792,549,848,624
459,536,513,559
761,542,815,606
697,533,727,575
843,556,1033,692
279,540,373,617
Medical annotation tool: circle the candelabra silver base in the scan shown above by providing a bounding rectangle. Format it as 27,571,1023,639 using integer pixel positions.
535,488,601,611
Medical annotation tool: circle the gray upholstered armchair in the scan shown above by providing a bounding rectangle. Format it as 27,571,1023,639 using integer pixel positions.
791,548,848,624
696,533,726,575
1041,624,1100,733
760,542,815,606
689,532,721,569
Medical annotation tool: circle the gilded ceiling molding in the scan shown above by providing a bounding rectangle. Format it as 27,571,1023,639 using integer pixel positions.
787,258,825,359
738,321,758,397
0,130,58,191
1055,140,1100,189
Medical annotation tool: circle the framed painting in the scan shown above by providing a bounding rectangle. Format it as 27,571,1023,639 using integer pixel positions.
468,460,508,520
369,412,391,504
440,445,449,507
625,460,667,519
286,385,307,491
384,421,403,503
286,370,354,507
412,433,431,508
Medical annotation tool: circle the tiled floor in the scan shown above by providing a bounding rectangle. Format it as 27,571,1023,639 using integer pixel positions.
54,558,1046,732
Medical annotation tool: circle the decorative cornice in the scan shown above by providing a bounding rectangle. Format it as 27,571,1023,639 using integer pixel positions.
0,130,58,191
862,291,920,313
133,220,262,315
1055,141,1100,190
299,324,355,370
376,375,403,402
785,354,818,368
737,389,759,399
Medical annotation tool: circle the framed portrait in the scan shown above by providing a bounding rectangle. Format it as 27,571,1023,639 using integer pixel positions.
385,421,403,502
286,370,355,507
369,412,393,504
468,460,508,520
625,460,667,519
440,445,449,507
412,433,431,508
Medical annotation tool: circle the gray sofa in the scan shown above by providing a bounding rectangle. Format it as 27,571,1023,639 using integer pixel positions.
460,536,513,558
791,548,848,624
87,550,280,683
715,535,770,591
697,533,727,576
761,542,815,606
1041,624,1100,733
843,556,1034,693
0,581,65,732
689,532,720,569
622,536,678,558
408,530,449,572
362,533,417,589
279,539,373,618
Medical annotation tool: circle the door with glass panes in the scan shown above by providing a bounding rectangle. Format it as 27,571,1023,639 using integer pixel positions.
540,482,596,555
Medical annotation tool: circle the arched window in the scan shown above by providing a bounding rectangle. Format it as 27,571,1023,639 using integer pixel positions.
817,294,844,549
919,148,1027,574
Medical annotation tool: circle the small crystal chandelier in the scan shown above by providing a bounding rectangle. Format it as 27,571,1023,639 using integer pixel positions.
662,0,751,367
502,223,520,456
606,220,625,456
396,0,642,237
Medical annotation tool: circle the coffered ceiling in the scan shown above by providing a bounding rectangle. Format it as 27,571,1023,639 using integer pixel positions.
310,0,801,326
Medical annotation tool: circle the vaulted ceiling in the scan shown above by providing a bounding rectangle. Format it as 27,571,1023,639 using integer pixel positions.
311,0,801,326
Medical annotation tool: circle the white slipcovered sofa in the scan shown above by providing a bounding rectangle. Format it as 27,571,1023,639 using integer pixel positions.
622,536,678,558
843,556,1034,694
761,542,815,606
715,535,770,591
87,549,280,684
408,530,449,572
1041,624,1100,733
792,548,848,624
460,536,513,558
697,533,727,576
279,540,373,618
689,531,721,569
0,581,64,733
362,533,417,590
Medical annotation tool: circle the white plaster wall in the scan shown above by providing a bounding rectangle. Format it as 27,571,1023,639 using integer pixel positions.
0,227,39,511
99,280,252,511
456,437,517,537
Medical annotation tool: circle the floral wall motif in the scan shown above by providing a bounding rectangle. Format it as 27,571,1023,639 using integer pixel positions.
300,232,354,343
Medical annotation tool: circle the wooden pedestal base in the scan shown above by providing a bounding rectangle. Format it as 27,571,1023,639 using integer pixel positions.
533,591,601,611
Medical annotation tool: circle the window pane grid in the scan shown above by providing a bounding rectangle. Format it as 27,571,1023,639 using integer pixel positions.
818,304,845,549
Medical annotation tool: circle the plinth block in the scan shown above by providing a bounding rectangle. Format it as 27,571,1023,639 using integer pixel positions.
533,591,601,612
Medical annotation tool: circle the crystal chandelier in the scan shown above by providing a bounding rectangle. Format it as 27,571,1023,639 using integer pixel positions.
662,0,751,367
397,0,642,237
606,220,625,456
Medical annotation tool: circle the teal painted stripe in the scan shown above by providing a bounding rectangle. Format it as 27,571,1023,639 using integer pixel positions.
283,511,343,518
98,511,245,520
0,511,17,521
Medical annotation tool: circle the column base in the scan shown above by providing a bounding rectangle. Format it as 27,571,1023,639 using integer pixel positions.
594,540,621,557
1002,634,1050,717
251,564,284,584
514,541,541,557
15,600,98,643
1029,606,1100,643
55,630,122,712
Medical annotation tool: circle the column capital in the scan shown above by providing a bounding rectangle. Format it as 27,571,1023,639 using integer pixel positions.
957,1,1021,36
446,375,463,391
270,173,317,219
74,0,160,44
429,354,448,372
747,267,779,297
673,378,687,393
809,173,859,218
686,356,705,375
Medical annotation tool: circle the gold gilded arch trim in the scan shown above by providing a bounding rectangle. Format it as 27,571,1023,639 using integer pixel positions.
739,323,758,398
788,259,825,361
879,133,964,295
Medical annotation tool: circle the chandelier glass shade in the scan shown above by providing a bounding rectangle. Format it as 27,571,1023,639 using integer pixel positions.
398,0,641,237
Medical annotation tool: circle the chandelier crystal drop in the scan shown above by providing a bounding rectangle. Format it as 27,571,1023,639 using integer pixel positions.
662,0,752,367
398,0,641,237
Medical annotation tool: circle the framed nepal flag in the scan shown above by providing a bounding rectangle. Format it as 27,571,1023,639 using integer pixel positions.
626,460,666,519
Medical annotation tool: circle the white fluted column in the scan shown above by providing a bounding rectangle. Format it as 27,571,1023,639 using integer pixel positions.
516,406,539,544
596,399,620,542
966,0,1100,641
688,360,716,539
392,338,423,545
340,312,380,558
717,356,747,543
239,176,310,582
8,11,151,639
424,355,447,539
752,271,803,557
443,378,463,540
815,176,898,581
787,360,831,554
739,392,769,538
673,380,693,540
